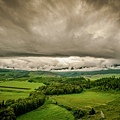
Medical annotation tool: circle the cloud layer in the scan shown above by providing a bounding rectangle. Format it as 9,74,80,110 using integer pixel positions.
0,0,120,58
0,56,120,71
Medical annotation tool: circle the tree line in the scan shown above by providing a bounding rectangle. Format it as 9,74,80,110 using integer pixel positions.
35,83,83,95
91,76,120,91
0,93,45,120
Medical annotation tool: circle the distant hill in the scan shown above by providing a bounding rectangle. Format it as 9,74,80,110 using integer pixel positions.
0,68,30,80
53,69,120,77
29,69,120,77
29,70,57,77
0,68,120,79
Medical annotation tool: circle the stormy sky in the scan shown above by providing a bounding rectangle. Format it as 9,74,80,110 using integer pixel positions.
0,0,120,70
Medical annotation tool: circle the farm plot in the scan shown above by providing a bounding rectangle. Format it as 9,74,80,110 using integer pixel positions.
0,81,44,101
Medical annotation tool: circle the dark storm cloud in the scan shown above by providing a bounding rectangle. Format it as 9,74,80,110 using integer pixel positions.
84,0,120,12
0,0,120,58
2,0,20,8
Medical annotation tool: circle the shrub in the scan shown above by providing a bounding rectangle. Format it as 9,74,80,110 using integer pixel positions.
73,109,86,119
89,108,96,115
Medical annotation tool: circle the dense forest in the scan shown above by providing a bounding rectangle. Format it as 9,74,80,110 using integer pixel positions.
35,83,83,95
91,76,120,91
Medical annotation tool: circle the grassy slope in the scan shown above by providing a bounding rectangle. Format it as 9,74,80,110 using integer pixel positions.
17,91,120,120
83,98,120,120
50,91,119,109
0,91,28,102
54,69,120,77
0,81,44,91
50,91,120,119
29,71,56,77
0,69,30,80
17,104,74,120
0,81,44,102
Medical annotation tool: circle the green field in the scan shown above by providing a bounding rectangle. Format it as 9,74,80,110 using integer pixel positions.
0,81,44,90
17,90,120,120
17,104,74,120
0,91,28,102
0,81,44,102
0,69,120,120
50,91,120,119
54,69,120,77
85,74,120,81
50,91,119,109
83,97,120,120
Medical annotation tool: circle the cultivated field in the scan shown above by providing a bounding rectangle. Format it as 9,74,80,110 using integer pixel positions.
0,81,44,102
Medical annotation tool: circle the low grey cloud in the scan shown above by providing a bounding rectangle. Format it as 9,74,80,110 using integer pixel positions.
0,0,120,59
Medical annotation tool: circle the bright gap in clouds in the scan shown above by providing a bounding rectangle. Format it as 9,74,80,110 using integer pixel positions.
0,56,119,71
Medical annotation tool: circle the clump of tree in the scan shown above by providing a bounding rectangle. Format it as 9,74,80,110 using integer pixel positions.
91,76,120,91
0,93,45,120
10,94,45,116
36,83,83,95
0,107,16,120
0,100,5,109
63,77,86,84
5,99,15,107
89,108,96,115
28,79,34,82
73,109,86,119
